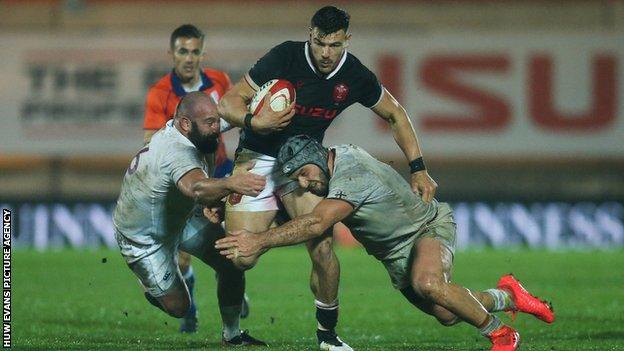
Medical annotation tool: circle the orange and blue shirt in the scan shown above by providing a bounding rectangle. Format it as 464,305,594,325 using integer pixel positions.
143,68,233,177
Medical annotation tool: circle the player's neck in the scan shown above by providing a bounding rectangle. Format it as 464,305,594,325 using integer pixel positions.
175,70,201,89
182,75,201,90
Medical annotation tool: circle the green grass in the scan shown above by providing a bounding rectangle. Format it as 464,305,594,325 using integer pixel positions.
13,247,624,350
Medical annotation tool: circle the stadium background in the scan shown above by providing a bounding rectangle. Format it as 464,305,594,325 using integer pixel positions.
2,0,623,350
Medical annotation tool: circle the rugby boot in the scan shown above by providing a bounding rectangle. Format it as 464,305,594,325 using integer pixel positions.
497,274,555,323
489,325,520,351
317,329,354,351
221,330,268,347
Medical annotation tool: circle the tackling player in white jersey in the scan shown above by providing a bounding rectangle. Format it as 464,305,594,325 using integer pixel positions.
113,92,267,347
216,135,555,351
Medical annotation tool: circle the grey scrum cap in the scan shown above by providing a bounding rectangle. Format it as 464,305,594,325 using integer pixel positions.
277,135,329,177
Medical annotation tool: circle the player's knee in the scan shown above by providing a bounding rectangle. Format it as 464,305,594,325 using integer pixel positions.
233,256,257,271
412,273,444,301
307,237,335,264
160,296,190,318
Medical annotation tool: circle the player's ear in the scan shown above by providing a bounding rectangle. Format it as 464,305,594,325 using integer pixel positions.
345,32,352,47
180,116,191,132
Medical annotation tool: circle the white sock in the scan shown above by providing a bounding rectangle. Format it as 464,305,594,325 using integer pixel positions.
479,314,503,336
484,288,513,312
220,305,241,340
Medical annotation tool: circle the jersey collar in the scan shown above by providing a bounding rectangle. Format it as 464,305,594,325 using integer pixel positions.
304,41,348,80
170,69,214,97
166,119,197,149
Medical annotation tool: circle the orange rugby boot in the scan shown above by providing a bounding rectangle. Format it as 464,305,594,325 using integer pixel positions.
497,274,555,323
489,325,520,351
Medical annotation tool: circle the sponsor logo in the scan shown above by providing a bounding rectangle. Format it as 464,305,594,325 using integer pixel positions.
295,105,338,120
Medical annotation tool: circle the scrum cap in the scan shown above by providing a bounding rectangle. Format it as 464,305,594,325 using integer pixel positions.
278,135,329,177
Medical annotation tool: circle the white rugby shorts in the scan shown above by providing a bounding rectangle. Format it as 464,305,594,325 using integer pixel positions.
226,148,299,212
115,209,223,297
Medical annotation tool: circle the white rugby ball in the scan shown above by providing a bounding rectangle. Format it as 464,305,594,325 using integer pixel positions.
249,79,296,115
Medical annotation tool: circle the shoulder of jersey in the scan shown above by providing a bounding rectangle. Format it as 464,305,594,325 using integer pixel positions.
344,52,363,69
273,40,304,53
149,73,174,93
203,68,230,87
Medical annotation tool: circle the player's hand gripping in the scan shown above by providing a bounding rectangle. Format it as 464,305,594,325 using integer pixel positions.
251,94,296,135
226,161,266,197
410,170,438,203
203,205,224,224
215,229,262,259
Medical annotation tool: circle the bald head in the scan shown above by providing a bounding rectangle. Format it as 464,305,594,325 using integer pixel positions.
173,91,220,154
175,91,217,122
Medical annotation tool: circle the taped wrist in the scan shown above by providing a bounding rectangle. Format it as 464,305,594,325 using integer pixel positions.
244,113,254,131
409,157,426,173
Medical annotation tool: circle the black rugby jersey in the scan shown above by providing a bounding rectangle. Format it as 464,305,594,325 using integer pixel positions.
239,41,383,157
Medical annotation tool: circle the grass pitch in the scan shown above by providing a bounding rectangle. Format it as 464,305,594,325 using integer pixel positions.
13,247,624,350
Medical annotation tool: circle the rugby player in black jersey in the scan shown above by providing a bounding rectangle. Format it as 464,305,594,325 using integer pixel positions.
217,6,437,351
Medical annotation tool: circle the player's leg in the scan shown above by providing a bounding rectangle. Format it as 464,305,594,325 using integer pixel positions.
402,205,552,325
224,209,277,269
224,149,281,270
281,189,350,351
125,244,192,319
399,260,496,325
179,214,268,346
176,250,198,333
410,237,520,349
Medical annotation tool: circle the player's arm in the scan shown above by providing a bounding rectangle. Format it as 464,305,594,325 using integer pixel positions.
176,162,266,206
217,78,295,135
216,78,256,127
215,199,353,259
371,88,438,203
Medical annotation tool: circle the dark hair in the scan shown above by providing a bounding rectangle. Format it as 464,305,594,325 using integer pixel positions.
310,6,350,35
170,24,204,49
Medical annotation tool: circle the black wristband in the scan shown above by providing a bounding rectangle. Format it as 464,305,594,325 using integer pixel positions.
409,157,426,173
244,113,254,130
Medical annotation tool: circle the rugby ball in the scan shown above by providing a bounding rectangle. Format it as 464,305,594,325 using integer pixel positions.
249,79,295,115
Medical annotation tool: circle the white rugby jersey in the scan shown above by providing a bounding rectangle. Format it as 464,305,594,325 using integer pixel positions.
327,145,439,261
113,120,210,247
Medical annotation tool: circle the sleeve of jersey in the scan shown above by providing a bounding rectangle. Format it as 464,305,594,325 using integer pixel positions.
326,167,374,208
357,66,384,108
221,71,233,91
246,42,291,90
143,89,168,130
166,144,207,184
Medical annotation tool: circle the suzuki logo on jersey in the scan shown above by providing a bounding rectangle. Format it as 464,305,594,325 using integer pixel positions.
333,83,349,104
295,104,338,120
